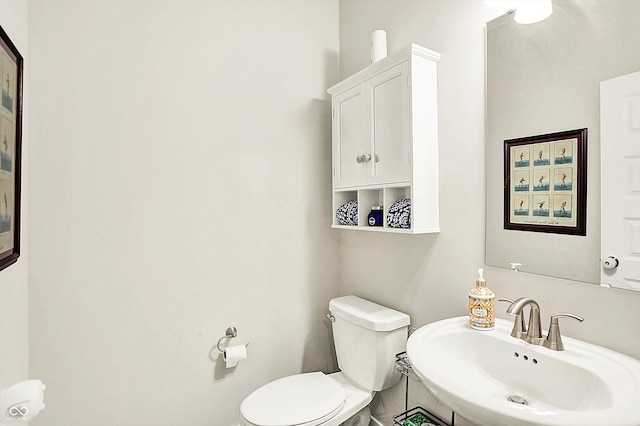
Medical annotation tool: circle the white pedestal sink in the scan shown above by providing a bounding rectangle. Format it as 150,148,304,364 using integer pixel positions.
406,316,640,426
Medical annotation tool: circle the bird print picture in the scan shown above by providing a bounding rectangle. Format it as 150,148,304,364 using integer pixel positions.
0,24,23,270
504,129,587,235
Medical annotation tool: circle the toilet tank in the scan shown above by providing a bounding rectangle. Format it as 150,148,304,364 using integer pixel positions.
329,295,410,392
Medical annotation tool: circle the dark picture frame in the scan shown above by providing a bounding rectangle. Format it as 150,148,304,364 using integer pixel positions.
504,128,587,236
0,25,22,271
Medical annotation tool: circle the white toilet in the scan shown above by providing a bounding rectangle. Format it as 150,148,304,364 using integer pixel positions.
240,295,410,426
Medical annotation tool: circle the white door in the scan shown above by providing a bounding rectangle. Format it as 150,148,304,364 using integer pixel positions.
332,84,367,188
369,62,411,185
600,70,640,290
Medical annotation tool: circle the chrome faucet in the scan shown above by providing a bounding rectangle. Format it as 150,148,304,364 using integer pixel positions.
505,297,542,343
502,297,584,351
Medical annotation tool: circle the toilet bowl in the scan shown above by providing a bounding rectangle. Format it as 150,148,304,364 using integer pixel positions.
239,296,410,426
240,372,371,426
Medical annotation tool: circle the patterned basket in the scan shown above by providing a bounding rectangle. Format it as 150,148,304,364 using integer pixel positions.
336,200,358,226
387,198,411,228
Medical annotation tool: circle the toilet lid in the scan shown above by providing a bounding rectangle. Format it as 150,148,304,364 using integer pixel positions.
240,372,346,426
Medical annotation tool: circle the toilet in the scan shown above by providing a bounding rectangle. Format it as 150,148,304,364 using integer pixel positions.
240,295,410,426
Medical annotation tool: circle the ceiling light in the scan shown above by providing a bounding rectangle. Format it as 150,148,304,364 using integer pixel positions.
514,0,553,24
485,0,553,24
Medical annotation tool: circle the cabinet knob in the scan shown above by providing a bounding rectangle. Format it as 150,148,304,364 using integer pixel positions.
356,153,372,163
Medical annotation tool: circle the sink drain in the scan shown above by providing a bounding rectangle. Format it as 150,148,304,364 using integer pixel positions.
508,395,528,405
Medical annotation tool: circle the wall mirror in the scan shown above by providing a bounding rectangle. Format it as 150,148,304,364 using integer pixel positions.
485,0,640,284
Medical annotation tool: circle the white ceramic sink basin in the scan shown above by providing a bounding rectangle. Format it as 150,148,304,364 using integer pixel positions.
406,316,640,426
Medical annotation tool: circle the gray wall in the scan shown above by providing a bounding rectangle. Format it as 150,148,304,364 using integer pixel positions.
337,0,495,423
27,1,339,425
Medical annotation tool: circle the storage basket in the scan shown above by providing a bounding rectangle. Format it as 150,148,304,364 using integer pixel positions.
393,406,449,426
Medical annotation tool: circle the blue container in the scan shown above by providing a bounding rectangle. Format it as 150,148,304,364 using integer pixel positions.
368,206,383,226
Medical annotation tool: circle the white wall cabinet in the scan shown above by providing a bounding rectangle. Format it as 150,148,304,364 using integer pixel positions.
328,43,440,233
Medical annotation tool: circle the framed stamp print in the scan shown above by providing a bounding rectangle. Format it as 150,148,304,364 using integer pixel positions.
0,25,22,271
504,128,587,236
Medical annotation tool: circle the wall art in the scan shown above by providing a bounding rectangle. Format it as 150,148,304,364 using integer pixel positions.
504,128,587,235
0,25,22,271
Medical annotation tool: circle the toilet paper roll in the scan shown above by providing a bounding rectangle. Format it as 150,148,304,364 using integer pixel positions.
370,30,387,63
223,345,247,368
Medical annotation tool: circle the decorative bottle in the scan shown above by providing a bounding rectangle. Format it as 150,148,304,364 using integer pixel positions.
468,268,495,330
367,205,383,226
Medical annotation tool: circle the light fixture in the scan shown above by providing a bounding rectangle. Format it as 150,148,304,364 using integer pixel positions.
0,380,46,422
484,0,553,24
513,0,553,24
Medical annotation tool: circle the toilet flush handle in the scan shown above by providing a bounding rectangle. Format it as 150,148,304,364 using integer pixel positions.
326,312,335,322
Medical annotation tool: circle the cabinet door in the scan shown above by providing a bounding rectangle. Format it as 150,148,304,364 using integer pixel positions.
369,62,411,185
333,85,367,188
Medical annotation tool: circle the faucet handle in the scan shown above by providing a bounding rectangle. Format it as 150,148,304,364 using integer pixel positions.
544,313,584,351
551,313,584,323
498,298,527,338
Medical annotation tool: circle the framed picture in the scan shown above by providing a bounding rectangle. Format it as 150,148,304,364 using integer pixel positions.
504,128,587,235
0,25,22,271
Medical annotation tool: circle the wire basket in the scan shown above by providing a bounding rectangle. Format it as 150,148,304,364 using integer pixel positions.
393,406,449,426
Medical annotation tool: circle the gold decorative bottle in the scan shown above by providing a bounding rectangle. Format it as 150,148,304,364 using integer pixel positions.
469,268,495,330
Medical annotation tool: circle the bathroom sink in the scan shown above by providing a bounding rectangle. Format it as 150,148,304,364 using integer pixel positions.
406,316,640,426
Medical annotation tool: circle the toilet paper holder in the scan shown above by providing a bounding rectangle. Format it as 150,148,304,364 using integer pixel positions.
216,326,249,353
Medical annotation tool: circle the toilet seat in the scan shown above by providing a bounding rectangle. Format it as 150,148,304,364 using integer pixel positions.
240,372,346,426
